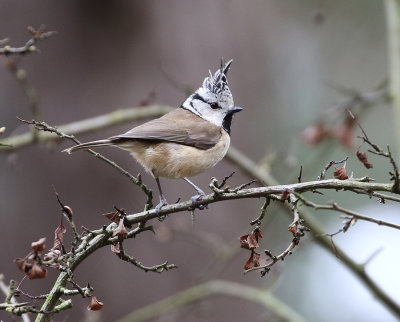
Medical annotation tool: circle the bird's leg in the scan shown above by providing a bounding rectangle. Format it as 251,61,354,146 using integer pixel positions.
155,177,169,219
183,177,208,210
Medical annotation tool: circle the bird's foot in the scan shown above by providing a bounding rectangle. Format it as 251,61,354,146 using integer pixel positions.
155,197,169,221
190,190,208,210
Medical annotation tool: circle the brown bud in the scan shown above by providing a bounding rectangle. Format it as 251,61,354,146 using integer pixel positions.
28,263,47,279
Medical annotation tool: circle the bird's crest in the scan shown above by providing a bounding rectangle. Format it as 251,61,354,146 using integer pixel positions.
202,59,233,94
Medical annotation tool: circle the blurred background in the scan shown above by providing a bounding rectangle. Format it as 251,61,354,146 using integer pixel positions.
1,1,399,321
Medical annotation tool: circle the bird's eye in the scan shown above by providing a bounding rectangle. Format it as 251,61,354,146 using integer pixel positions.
210,103,219,109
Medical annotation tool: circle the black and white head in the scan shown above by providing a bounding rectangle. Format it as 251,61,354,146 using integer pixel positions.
181,59,242,134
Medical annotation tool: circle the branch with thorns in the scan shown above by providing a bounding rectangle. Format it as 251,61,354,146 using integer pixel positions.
349,110,400,191
0,25,56,56
18,118,154,210
241,193,310,276
3,103,400,319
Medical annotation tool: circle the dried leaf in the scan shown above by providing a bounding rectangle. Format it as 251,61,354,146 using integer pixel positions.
28,263,47,279
55,222,66,243
43,222,66,260
300,122,327,145
333,163,348,180
103,211,120,224
356,150,373,169
113,218,128,242
239,227,262,250
87,296,104,311
14,258,31,274
31,237,46,252
111,244,120,254
239,235,251,249
244,251,261,270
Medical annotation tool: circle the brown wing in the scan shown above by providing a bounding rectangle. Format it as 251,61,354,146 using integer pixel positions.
110,108,222,149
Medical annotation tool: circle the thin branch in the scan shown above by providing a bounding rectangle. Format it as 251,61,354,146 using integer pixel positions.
299,199,400,230
348,109,400,191
18,118,154,210
6,60,41,122
52,186,80,248
250,198,270,225
298,165,303,183
366,191,400,203
0,25,56,56
113,243,177,273
216,171,235,189
0,275,30,322
245,194,309,275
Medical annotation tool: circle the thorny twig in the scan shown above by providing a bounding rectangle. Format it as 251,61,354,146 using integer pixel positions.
250,198,271,225
244,194,310,276
0,25,56,56
349,110,400,192
216,171,236,189
52,186,80,248
8,102,400,319
113,243,177,273
318,156,349,180
298,165,303,183
17,118,154,209
298,197,400,230
209,176,257,196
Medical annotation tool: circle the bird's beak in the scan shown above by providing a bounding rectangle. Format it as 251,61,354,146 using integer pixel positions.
231,106,243,114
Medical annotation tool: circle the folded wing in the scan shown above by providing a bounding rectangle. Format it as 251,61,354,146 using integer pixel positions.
111,108,222,149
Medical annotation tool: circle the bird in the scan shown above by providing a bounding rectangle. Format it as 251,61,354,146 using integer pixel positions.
63,59,242,212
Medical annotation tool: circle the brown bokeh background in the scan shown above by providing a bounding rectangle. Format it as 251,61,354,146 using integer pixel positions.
1,1,399,321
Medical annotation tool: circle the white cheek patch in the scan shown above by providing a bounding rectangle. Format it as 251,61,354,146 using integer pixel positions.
198,108,225,127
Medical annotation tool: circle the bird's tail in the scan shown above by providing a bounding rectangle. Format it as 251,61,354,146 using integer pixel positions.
63,139,113,154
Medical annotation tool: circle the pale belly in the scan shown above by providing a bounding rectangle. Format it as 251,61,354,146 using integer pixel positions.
120,131,230,179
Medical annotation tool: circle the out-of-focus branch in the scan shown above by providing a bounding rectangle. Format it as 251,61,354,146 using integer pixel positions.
117,279,308,322
0,105,173,150
385,0,400,153
0,275,30,322
0,25,56,56
6,60,41,122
